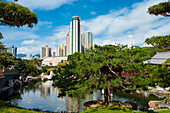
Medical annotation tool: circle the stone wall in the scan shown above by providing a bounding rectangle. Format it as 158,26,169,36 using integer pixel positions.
0,70,19,90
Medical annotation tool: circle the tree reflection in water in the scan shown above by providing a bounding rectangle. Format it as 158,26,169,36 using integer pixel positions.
0,80,163,112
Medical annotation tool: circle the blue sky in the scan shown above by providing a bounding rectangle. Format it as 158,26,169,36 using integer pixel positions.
1,0,170,55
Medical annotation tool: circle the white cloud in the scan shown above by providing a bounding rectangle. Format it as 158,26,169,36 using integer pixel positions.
9,0,77,10
46,25,69,45
17,25,69,55
21,39,41,45
0,21,52,41
3,0,170,55
17,46,39,55
82,0,169,46
1,29,39,41
91,11,97,15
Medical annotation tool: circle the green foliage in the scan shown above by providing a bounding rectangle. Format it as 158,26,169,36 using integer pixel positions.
0,0,38,28
0,32,3,39
148,1,170,17
0,51,15,68
53,44,169,104
148,64,170,87
145,35,170,50
19,59,41,77
0,33,7,51
164,58,170,64
82,101,170,113
53,45,155,104
0,42,7,51
126,76,152,90
162,98,170,104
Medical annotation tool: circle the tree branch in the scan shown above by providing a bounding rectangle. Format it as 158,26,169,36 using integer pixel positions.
161,13,170,17
0,19,22,26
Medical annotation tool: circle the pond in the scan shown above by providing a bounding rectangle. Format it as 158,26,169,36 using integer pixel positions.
0,80,162,112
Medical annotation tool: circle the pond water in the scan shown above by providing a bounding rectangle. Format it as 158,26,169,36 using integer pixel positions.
0,80,162,112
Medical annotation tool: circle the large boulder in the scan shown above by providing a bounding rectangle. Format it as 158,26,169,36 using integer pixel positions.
8,80,14,87
148,100,170,110
158,103,170,109
84,100,103,110
148,101,162,109
13,79,20,87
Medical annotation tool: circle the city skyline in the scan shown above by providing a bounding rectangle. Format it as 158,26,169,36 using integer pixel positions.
1,0,170,55
8,45,17,57
45,16,93,58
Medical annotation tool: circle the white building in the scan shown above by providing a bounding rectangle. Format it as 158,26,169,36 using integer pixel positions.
40,45,51,58
81,31,93,54
63,46,67,56
66,16,82,55
8,45,17,57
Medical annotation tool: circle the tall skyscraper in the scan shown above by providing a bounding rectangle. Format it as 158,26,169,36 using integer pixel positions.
66,32,71,56
52,51,55,57
81,31,93,54
63,46,67,56
55,44,64,57
67,16,82,55
40,45,51,58
55,48,58,57
8,45,17,57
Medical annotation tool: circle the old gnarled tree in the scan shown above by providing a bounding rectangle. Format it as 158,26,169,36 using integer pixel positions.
148,1,170,17
0,0,38,28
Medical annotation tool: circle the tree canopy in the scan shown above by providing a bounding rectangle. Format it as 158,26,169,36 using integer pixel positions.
145,34,170,50
148,1,170,17
53,45,165,104
0,0,38,28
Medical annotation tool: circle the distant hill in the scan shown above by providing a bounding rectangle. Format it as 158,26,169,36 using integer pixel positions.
17,54,27,58
33,54,40,58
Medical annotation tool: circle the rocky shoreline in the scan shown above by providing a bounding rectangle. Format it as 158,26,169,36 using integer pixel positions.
0,76,40,93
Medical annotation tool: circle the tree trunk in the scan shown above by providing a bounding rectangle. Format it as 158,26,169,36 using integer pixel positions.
104,87,111,104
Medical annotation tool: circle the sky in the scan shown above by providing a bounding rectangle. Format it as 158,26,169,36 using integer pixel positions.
0,0,170,55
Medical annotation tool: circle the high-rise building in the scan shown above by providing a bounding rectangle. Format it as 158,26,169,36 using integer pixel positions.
40,45,51,58
8,45,17,57
66,32,71,56
67,16,82,55
55,47,62,57
59,48,62,56
52,51,55,57
55,48,58,57
63,46,67,56
81,31,93,54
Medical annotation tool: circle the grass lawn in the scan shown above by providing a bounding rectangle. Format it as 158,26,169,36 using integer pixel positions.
1,100,169,113
82,102,170,113
0,100,39,113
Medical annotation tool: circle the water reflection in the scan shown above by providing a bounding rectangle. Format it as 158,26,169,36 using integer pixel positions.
0,80,162,112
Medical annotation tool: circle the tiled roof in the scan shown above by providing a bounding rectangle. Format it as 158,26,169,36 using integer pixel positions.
144,51,170,64
152,51,170,59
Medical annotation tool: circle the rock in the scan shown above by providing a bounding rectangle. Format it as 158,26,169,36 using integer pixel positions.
124,101,138,110
158,103,170,109
136,90,140,94
165,87,170,91
8,80,14,87
148,86,154,90
13,79,20,87
22,77,30,84
156,86,164,91
148,101,162,109
8,88,14,96
148,107,156,110
84,100,103,110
